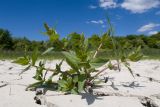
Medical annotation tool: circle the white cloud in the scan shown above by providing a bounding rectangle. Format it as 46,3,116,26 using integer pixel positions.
121,0,160,13
148,31,158,35
87,20,104,24
138,23,160,32
99,0,117,9
116,15,122,20
155,11,160,15
89,5,97,9
102,25,106,28
97,0,160,13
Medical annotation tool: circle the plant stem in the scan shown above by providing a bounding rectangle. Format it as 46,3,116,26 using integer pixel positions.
33,65,72,77
106,16,121,71
93,66,109,78
43,70,49,81
93,43,102,58
91,63,117,81
33,65,55,72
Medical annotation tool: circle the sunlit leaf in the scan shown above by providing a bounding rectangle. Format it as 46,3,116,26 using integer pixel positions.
31,48,38,66
128,46,143,62
26,81,44,90
13,56,30,66
42,47,54,55
63,51,80,71
90,58,109,68
33,66,44,81
108,61,114,70
73,75,78,83
71,87,78,94
77,74,86,92
58,80,67,88
43,23,59,42
78,81,85,92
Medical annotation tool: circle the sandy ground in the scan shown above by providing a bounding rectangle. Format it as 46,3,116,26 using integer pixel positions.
0,60,160,107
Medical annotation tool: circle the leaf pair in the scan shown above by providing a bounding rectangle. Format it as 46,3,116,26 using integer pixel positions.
13,48,39,75
13,56,30,65
128,46,143,62
63,51,80,71
90,58,109,68
43,23,59,42
58,74,86,94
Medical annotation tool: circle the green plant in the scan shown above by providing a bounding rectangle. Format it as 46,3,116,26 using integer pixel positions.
14,22,143,94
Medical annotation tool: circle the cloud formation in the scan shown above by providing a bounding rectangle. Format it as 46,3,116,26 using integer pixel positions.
99,0,117,9
148,31,158,35
121,0,160,13
87,20,104,24
97,0,160,13
138,23,160,32
86,20,106,28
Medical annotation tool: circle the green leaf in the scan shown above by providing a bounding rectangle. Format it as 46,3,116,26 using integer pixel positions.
42,47,54,55
62,51,80,71
78,81,85,92
43,23,59,42
13,56,30,66
128,53,140,61
78,74,86,81
33,66,44,81
71,87,78,94
90,58,109,68
31,48,38,66
79,61,90,69
33,75,43,81
26,81,44,90
68,69,76,74
55,59,64,73
121,55,126,62
73,75,78,83
84,39,89,51
108,61,114,70
77,74,86,92
128,46,143,62
101,34,109,43
50,34,59,42
58,80,67,88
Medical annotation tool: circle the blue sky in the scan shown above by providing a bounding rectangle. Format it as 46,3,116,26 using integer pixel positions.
0,0,160,40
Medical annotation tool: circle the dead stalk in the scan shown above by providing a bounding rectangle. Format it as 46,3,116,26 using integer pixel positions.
92,63,117,80
93,43,102,58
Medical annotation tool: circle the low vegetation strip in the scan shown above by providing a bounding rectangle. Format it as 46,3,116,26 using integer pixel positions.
0,28,160,56
0,48,160,60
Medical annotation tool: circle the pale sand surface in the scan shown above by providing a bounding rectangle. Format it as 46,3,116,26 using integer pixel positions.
0,60,160,107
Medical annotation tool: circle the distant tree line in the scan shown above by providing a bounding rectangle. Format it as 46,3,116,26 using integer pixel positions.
0,28,160,52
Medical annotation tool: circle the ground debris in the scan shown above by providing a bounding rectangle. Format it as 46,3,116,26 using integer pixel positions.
36,88,46,95
139,97,159,107
0,81,8,88
34,95,58,107
8,67,13,70
34,88,58,107
0,83,7,88
88,89,159,107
